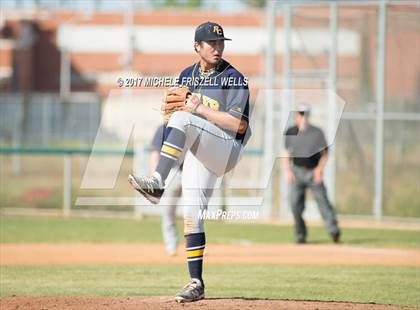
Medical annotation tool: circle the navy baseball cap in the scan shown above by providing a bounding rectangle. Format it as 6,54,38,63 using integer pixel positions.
194,22,231,41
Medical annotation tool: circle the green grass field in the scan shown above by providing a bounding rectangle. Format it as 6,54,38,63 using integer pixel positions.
1,264,419,307
1,216,419,307
1,216,419,248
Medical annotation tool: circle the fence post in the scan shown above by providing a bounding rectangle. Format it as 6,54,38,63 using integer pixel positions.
263,0,276,218
326,1,338,205
374,0,387,221
63,153,72,216
280,3,292,218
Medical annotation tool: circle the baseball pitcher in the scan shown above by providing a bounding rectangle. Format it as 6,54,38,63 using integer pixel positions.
128,22,251,302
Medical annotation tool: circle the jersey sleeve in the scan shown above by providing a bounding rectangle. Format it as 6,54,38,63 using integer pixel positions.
285,137,290,151
284,128,291,150
317,129,328,152
225,73,250,121
284,127,296,150
150,125,165,151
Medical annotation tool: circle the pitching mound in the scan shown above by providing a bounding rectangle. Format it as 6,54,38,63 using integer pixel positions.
0,296,415,310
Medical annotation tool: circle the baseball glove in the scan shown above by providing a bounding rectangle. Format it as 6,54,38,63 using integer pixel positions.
161,86,200,122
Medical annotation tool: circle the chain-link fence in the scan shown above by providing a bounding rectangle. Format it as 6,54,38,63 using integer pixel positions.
0,1,418,220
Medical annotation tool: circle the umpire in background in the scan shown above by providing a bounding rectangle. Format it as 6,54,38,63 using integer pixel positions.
282,103,340,244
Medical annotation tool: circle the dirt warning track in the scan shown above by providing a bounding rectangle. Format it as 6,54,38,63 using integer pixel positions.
1,243,418,266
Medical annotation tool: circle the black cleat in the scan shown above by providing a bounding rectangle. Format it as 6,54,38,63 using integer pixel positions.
331,231,341,243
296,238,306,244
175,279,205,303
128,174,164,204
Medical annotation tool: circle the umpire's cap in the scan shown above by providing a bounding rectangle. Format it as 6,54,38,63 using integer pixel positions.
296,103,311,114
195,22,231,41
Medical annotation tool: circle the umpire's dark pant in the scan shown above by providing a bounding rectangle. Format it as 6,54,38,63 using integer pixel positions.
290,164,339,242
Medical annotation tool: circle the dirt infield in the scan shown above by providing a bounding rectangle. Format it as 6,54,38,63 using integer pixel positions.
1,296,417,310
1,242,419,266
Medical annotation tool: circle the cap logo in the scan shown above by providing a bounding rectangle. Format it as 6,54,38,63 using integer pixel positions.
213,25,222,35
